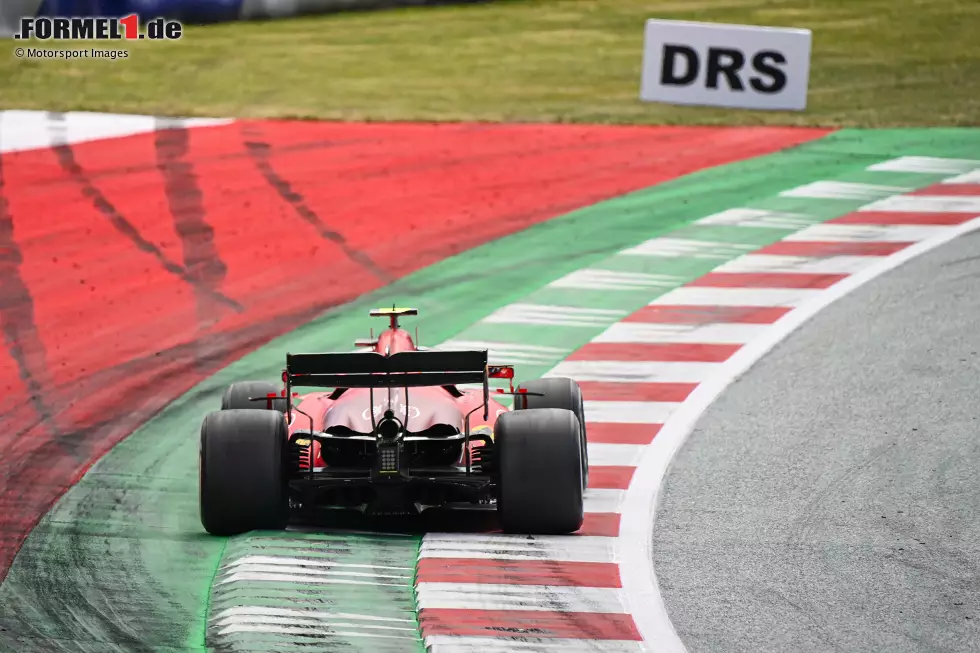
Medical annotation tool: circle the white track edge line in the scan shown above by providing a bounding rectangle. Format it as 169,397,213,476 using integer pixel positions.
620,215,980,653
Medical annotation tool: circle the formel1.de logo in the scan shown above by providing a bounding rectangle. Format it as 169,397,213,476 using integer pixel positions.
14,15,183,41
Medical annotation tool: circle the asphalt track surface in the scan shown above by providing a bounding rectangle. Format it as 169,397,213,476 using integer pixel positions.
652,230,980,652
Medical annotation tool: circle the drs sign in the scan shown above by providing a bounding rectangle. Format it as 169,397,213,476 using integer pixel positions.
640,19,812,111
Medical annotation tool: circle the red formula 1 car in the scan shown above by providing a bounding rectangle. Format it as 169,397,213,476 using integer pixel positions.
199,307,589,536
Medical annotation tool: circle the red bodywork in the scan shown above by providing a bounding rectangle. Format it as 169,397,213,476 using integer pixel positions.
284,326,509,470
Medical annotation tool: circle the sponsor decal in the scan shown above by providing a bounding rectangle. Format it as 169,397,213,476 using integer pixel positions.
361,403,421,421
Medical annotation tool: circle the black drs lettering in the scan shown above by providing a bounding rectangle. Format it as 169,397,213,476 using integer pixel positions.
705,48,745,90
656,42,791,95
750,50,788,93
661,44,699,86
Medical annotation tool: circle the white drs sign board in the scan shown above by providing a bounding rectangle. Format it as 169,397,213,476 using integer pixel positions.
640,19,812,111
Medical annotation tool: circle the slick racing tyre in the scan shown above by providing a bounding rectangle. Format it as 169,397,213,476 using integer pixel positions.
221,381,287,413
515,377,589,488
200,409,288,536
496,408,584,534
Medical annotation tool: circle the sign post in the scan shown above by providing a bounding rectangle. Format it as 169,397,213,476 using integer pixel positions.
640,19,812,111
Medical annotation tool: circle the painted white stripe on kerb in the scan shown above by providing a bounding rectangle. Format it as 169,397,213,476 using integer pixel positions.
620,237,754,259
438,341,565,354
214,614,416,633
223,555,413,572
867,156,980,174
780,181,909,200
215,624,415,639
716,254,882,275
587,443,647,467
415,583,626,613
617,215,980,653
436,340,567,364
217,572,407,587
785,223,953,243
595,322,768,345
584,401,678,424
218,564,411,582
490,304,625,316
483,304,626,327
695,208,815,230
425,636,647,653
943,170,980,184
223,538,404,556
859,195,980,213
548,360,719,383
420,534,617,563
550,269,680,291
211,606,415,623
651,286,820,307
585,488,627,514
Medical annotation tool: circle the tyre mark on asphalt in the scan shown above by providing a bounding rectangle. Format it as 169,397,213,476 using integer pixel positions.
0,117,58,436
240,124,393,284
46,112,244,313
787,440,899,546
154,119,234,371
0,296,339,588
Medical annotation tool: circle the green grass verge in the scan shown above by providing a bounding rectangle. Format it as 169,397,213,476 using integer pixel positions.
0,0,978,126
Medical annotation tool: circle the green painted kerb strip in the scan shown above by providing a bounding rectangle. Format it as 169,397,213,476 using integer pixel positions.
2,128,980,652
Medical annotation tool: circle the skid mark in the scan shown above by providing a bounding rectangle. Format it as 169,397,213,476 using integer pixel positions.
47,112,243,313
241,124,393,284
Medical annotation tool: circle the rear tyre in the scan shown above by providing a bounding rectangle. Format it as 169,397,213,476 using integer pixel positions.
221,381,287,413
515,377,589,488
496,408,584,534
200,409,289,536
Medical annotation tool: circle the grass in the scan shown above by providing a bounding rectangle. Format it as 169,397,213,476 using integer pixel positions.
0,0,978,126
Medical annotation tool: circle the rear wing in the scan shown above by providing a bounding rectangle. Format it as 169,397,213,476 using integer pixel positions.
286,349,488,389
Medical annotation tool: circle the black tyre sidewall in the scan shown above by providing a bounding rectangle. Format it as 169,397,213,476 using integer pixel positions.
516,377,589,487
200,409,288,536
496,407,584,534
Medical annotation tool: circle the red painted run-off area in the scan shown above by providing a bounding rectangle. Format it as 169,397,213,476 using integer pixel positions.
0,119,827,580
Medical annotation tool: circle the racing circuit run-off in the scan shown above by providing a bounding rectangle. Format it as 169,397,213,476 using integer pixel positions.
2,3,979,651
